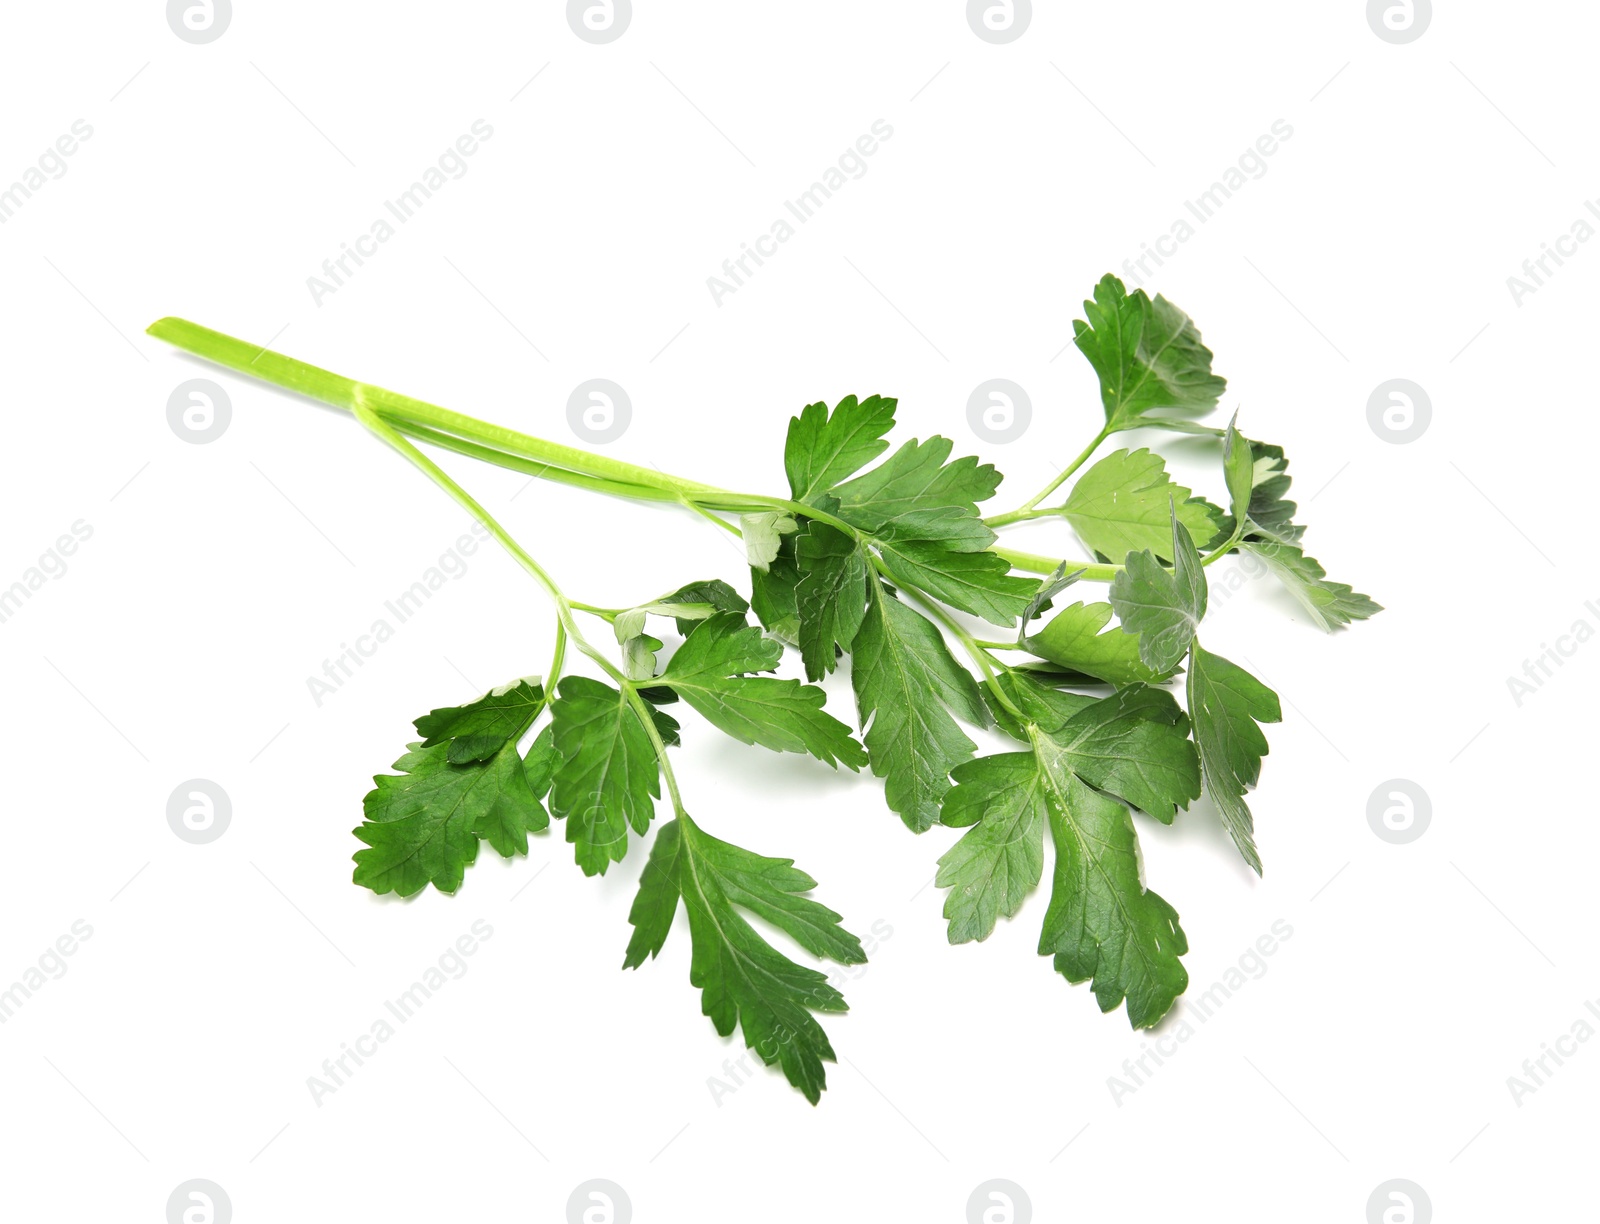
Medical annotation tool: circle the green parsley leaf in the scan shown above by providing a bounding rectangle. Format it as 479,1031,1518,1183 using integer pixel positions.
870,507,998,551
614,579,751,675
1026,600,1172,685
934,711,1189,1025
619,630,664,682
1037,760,1188,1028
1017,563,1083,641
1222,416,1253,529
664,611,779,676
657,615,867,769
549,677,661,876
414,678,543,764
1060,448,1223,561
624,815,866,1104
982,676,1198,822
981,668,1096,740
741,511,798,572
1236,440,1303,546
1185,643,1282,874
749,532,802,643
827,436,1003,542
851,582,988,831
1052,685,1201,823
1072,274,1226,432
794,520,869,681
936,753,1046,944
785,394,898,502
523,724,555,796
657,579,750,635
354,737,545,897
1242,542,1383,631
1108,511,1208,674
873,537,1037,627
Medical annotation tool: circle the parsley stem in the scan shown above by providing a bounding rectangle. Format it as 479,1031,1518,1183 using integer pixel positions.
350,395,689,817
987,424,1111,524
992,547,1121,581
629,684,687,816
894,576,1027,724
146,317,723,499
1200,527,1245,567
352,396,602,671
398,421,681,504
690,492,861,539
363,384,724,499
352,397,571,611
543,621,567,714
982,507,1059,525
680,498,741,536
997,538,1241,580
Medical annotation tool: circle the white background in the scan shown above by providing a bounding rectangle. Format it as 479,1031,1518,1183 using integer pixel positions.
1,2,1594,1221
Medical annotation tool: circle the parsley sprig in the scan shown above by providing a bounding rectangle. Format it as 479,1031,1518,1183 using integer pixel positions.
148,273,1379,1103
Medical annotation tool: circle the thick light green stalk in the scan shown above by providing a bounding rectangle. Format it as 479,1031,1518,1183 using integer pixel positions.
146,317,859,540
398,419,682,505
147,318,716,499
